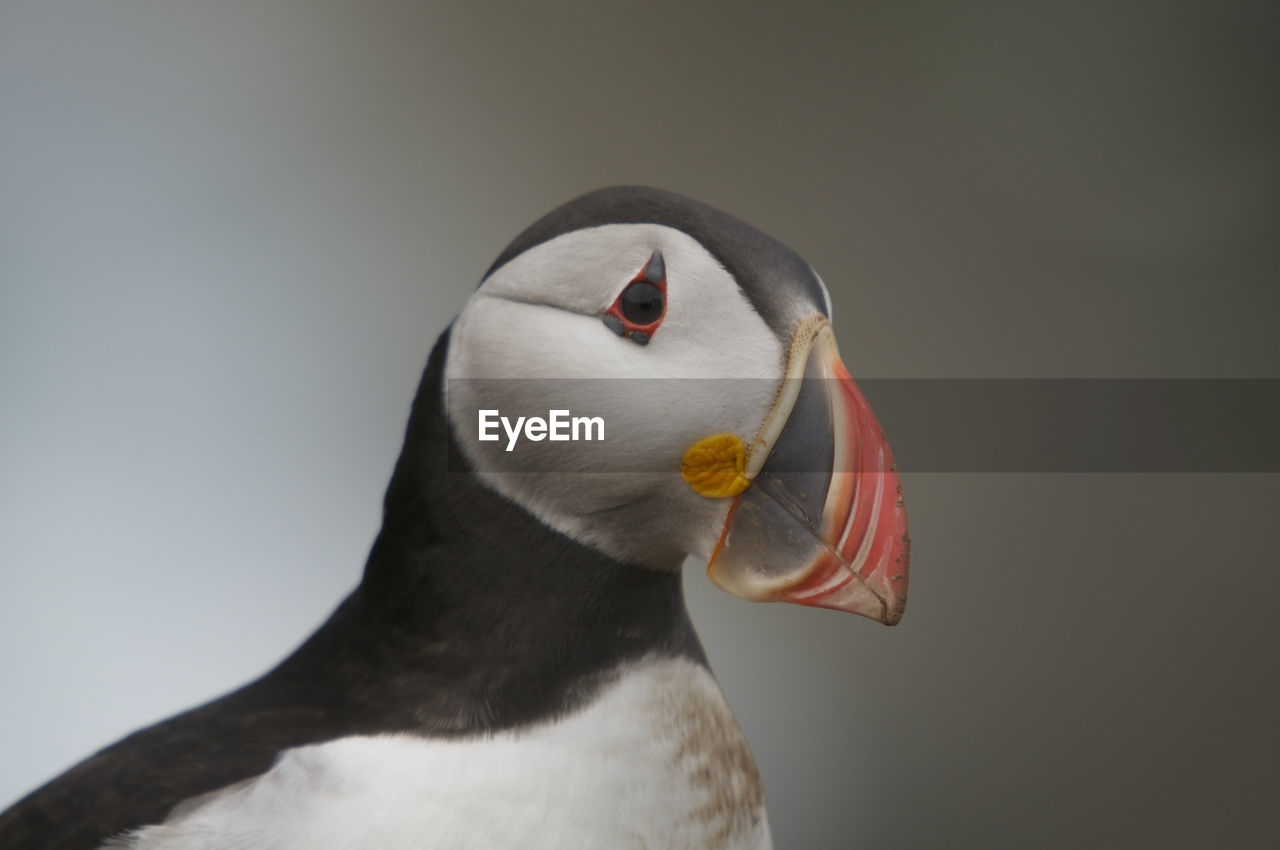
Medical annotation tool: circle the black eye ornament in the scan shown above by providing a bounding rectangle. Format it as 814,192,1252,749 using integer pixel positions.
603,250,666,345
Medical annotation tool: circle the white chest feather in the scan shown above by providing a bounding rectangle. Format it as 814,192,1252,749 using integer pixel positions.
106,659,771,850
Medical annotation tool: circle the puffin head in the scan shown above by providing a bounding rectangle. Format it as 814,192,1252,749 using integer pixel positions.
445,187,909,624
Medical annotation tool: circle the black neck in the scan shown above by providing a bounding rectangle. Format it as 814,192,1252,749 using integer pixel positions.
275,329,705,734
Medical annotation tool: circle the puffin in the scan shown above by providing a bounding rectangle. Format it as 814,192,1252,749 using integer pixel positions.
0,186,910,850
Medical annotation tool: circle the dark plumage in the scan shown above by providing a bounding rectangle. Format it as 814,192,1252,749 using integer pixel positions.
0,331,705,850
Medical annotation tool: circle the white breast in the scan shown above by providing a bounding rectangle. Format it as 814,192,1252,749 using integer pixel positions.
105,658,772,850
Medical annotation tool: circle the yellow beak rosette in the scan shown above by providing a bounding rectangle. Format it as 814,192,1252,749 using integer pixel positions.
680,433,751,499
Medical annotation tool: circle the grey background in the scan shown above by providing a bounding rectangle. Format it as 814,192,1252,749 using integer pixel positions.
2,2,1277,847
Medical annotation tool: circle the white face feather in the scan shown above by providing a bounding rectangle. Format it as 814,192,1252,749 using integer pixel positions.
445,223,788,568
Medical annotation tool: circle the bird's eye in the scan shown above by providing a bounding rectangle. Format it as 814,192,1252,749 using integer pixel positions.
603,250,667,345
620,282,664,325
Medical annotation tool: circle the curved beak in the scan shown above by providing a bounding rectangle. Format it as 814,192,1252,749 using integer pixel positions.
706,318,910,624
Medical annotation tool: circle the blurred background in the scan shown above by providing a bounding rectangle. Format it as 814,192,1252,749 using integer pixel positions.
2,1,1277,847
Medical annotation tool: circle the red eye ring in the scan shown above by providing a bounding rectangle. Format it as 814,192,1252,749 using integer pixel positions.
604,251,666,346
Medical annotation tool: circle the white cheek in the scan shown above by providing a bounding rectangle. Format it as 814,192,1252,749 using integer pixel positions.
451,224,783,382
446,225,784,567
449,298,633,381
